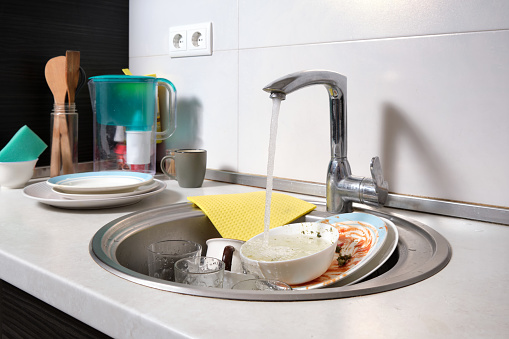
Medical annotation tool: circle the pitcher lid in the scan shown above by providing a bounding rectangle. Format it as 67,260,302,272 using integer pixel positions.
89,75,156,82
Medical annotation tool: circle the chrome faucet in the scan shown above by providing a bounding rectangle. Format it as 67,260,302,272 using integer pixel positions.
263,70,388,213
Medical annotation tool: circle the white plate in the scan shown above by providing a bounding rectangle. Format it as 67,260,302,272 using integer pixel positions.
52,180,159,200
290,213,398,290
327,217,399,287
23,179,166,209
46,171,153,194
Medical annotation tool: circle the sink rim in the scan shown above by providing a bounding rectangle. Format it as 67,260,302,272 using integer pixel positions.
89,202,452,301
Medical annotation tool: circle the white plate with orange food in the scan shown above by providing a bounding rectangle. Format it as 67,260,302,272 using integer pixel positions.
290,212,398,290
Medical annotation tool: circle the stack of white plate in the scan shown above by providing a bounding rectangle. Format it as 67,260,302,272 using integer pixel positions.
23,171,166,209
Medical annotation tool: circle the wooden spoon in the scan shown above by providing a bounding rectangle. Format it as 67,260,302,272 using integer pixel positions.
45,56,67,177
45,56,67,104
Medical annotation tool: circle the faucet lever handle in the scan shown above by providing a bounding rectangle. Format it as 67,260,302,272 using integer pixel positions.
370,156,389,204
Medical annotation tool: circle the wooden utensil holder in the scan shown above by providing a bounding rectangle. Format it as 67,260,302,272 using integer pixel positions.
50,103,78,177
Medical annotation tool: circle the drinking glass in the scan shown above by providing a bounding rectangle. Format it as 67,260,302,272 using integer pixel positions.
231,279,292,291
174,256,225,288
146,240,202,281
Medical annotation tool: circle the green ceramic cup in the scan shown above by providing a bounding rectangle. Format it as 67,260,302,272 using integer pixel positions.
161,149,207,188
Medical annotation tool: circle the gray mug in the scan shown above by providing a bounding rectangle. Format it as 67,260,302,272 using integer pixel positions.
160,149,207,188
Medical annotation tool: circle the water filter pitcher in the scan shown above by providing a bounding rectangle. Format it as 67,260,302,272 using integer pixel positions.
88,75,176,174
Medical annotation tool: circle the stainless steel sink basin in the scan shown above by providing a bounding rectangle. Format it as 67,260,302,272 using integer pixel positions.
90,202,451,301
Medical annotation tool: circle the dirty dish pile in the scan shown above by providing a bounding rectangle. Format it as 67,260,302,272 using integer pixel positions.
137,213,398,292
234,213,397,290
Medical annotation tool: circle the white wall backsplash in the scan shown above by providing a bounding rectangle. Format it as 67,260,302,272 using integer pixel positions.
129,0,509,208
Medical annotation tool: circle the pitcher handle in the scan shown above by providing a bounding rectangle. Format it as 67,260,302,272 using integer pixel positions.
155,78,177,140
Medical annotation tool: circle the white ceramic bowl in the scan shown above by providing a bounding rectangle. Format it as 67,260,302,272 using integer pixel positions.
0,159,38,189
239,222,339,285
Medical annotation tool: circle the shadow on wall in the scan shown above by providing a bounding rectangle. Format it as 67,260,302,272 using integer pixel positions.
381,103,456,196
160,97,203,156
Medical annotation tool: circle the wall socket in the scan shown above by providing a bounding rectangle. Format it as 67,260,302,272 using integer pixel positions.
169,22,212,58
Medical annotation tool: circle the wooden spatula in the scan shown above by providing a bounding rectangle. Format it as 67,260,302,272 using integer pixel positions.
66,51,80,104
58,51,81,174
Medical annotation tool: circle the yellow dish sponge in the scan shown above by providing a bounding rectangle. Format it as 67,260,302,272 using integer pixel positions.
188,191,316,241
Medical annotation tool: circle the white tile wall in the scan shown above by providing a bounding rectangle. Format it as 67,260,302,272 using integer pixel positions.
239,1,509,48
129,52,239,171
129,0,238,57
129,0,509,208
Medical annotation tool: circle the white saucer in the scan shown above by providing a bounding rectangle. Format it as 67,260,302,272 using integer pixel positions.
52,180,159,200
46,171,154,194
23,179,166,209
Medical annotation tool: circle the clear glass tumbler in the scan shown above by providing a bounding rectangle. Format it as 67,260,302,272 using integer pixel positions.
174,256,225,288
146,240,202,282
231,279,292,291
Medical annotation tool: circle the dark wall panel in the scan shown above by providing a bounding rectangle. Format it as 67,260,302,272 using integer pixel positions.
0,0,129,166
0,279,112,338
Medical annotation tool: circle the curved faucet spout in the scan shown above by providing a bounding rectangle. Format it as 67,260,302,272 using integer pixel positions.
263,70,347,161
263,70,388,214
263,70,347,96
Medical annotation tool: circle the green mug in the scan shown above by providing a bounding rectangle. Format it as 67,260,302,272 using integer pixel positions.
161,149,207,188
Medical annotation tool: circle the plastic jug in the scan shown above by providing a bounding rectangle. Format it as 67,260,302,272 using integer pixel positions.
88,75,176,174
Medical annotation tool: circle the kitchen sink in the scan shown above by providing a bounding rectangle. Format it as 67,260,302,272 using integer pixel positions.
90,202,451,301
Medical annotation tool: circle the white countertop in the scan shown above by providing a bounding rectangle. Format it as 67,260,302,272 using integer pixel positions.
1,177,508,338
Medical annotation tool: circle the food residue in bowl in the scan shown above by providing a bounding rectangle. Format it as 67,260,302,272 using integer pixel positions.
241,233,332,262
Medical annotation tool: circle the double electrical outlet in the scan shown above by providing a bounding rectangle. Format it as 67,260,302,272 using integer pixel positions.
169,22,212,58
